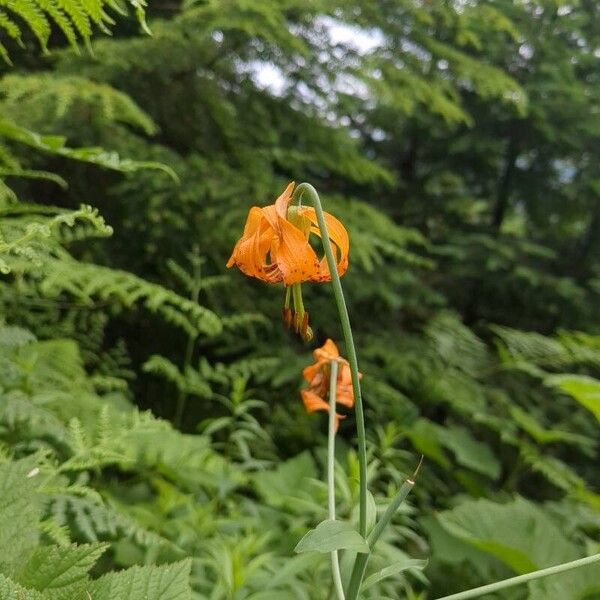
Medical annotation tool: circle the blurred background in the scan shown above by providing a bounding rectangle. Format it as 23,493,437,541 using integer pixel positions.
1,0,599,598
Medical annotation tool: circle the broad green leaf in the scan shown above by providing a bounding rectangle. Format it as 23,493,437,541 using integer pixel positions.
438,426,501,479
546,375,600,423
510,405,594,447
254,452,317,507
0,574,43,600
87,559,192,600
435,497,577,573
295,520,369,554
0,458,42,574
405,419,450,469
528,558,600,600
16,543,108,591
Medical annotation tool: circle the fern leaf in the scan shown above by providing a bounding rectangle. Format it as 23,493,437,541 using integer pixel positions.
0,118,176,178
0,74,158,134
55,0,93,41
38,260,222,336
0,0,51,51
35,0,79,48
0,9,23,44
0,0,149,60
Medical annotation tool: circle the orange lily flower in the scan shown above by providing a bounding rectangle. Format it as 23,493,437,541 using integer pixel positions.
301,339,362,431
227,182,349,284
226,183,350,341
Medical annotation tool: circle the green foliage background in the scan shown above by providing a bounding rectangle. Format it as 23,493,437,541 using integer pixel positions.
0,0,599,598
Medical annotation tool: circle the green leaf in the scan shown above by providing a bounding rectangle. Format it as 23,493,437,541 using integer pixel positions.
366,490,377,535
438,426,501,479
0,118,177,180
16,543,108,591
295,520,369,554
434,497,578,574
87,559,192,600
0,575,43,600
254,452,317,507
405,419,450,469
362,559,428,590
264,554,319,589
0,458,42,573
546,375,600,422
510,405,592,447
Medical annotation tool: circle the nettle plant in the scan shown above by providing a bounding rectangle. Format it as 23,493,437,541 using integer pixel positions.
226,182,600,600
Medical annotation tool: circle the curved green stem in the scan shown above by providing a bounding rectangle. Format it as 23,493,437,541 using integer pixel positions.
434,553,600,600
328,361,345,600
294,182,368,540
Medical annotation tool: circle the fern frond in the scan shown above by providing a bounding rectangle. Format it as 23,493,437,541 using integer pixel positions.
0,204,112,273
0,0,51,51
425,311,489,376
492,325,567,368
143,355,212,397
49,493,176,549
39,518,72,546
0,74,158,134
0,9,23,59
0,0,149,60
201,356,280,385
0,118,176,178
37,259,222,336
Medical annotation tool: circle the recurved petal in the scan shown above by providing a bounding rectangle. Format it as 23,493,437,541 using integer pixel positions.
301,389,330,414
302,362,325,384
301,389,344,431
336,364,360,408
227,208,276,281
274,218,321,285
313,339,339,362
337,389,354,408
300,208,349,280
227,206,264,268
274,182,296,219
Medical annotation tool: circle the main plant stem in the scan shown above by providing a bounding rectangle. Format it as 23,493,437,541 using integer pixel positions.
328,361,346,600
294,183,368,599
294,182,368,541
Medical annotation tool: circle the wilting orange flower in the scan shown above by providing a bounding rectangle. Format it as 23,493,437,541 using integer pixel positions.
227,182,349,284
301,339,362,431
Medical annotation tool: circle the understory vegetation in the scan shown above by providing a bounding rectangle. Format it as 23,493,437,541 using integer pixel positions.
0,0,599,598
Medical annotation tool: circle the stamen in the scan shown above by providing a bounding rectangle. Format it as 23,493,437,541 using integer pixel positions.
282,307,292,328
301,312,313,342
